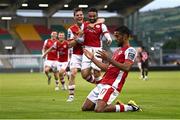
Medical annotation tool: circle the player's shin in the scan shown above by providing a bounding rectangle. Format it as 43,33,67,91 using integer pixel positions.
85,75,95,84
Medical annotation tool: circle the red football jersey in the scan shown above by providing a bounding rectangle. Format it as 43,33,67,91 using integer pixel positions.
100,46,137,92
67,24,83,55
83,23,109,47
43,39,58,60
56,40,69,62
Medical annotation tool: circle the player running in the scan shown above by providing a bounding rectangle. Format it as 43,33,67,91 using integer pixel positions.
42,31,59,85
43,32,78,91
66,8,84,102
81,26,142,112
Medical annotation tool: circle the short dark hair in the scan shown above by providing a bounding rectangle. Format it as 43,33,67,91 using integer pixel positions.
141,46,145,50
115,25,132,36
73,7,83,16
88,8,98,13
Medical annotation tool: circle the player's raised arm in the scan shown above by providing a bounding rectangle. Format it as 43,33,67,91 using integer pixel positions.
67,32,84,48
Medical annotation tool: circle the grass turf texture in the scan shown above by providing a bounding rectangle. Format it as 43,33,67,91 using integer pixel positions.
0,71,180,119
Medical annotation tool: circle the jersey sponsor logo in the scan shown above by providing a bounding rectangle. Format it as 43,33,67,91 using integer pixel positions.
128,53,135,61
63,45,67,48
95,25,100,28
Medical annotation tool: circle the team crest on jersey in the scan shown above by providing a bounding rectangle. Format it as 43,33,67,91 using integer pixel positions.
95,25,100,28
63,45,67,48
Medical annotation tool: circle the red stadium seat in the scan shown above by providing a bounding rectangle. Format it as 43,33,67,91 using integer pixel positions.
34,25,52,35
0,28,9,34
23,41,44,53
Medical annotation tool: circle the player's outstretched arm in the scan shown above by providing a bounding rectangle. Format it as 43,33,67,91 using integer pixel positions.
83,48,109,71
42,48,46,58
68,39,77,48
42,44,55,58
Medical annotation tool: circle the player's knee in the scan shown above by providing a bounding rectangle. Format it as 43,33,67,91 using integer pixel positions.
94,107,104,113
81,106,87,111
81,105,91,111
94,71,101,78
59,70,65,76
71,70,77,77
44,68,50,73
81,103,95,111
81,72,88,79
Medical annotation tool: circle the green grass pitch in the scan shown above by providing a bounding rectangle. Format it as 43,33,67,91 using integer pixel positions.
0,71,180,119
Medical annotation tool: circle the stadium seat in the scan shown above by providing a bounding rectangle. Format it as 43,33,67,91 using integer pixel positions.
34,25,52,35
0,28,13,40
34,25,52,41
63,24,71,30
0,28,9,34
15,24,42,41
23,41,43,54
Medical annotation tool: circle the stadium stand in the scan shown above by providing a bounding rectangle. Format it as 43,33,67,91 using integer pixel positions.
0,28,13,40
0,28,15,54
63,24,71,30
15,24,42,41
34,25,52,41
23,41,43,54
15,24,43,54
129,39,138,47
51,25,67,35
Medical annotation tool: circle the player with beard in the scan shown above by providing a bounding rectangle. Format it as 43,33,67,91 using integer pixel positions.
66,7,105,102
80,8,112,84
81,26,142,113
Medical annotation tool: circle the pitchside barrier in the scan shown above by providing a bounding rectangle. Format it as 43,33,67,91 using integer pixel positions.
0,54,43,73
0,54,179,73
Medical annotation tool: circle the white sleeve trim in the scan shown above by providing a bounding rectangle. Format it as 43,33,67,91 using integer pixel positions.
101,24,108,33
125,47,137,62
67,28,74,40
104,32,112,41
